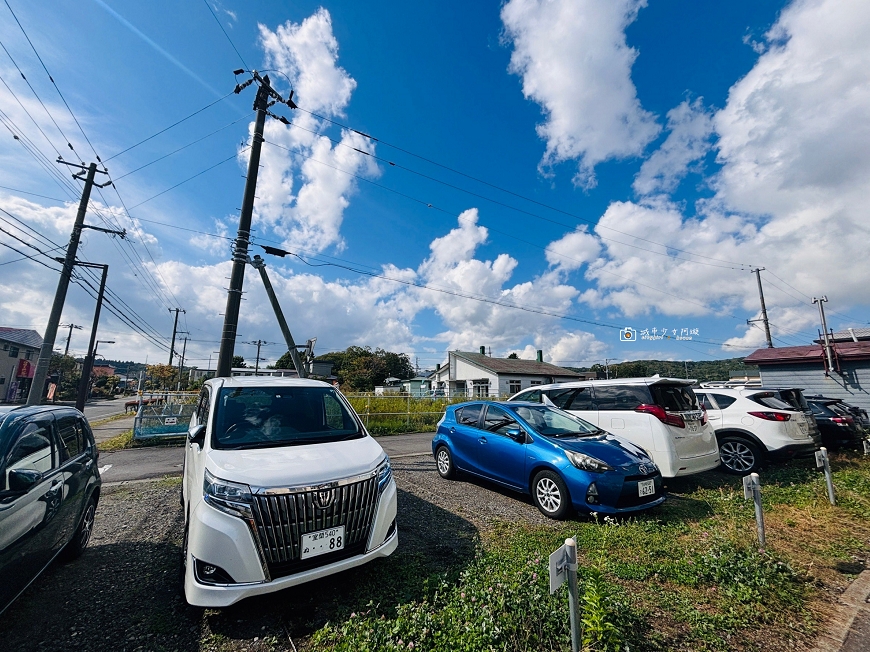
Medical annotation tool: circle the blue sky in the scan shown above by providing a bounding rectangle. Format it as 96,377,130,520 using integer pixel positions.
1,0,868,371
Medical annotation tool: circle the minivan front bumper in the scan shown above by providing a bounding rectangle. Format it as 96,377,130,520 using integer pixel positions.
184,479,398,608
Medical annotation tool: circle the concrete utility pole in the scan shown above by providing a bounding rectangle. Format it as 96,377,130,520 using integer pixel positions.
813,296,835,373
28,160,112,405
243,339,272,376
76,263,109,411
750,268,773,348
176,336,188,390
61,323,82,356
216,71,297,378
250,255,307,378
167,308,185,366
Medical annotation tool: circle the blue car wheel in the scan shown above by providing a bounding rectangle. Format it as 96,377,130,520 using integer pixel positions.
532,470,572,520
435,445,456,479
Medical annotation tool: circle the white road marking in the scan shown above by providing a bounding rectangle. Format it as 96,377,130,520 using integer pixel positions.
98,464,113,474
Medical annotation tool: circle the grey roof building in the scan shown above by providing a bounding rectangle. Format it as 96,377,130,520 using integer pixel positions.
432,348,581,398
744,342,870,410
1,327,43,403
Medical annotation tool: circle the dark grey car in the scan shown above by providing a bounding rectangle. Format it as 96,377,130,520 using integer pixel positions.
0,405,101,614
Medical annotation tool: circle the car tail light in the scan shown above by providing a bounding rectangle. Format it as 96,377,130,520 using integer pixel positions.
831,416,854,425
635,403,685,428
748,411,791,422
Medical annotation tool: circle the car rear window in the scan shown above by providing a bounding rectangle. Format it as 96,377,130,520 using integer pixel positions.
711,393,737,409
776,389,809,411
594,385,653,411
543,388,577,409
650,384,700,412
514,389,541,403
748,392,793,410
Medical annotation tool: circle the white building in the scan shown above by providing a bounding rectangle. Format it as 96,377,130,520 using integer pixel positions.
431,349,581,398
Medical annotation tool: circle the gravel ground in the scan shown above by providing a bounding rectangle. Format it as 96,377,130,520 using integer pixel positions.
0,456,556,652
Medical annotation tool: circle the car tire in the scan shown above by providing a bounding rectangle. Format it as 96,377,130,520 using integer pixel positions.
61,497,96,561
531,470,572,520
435,445,456,479
718,437,763,474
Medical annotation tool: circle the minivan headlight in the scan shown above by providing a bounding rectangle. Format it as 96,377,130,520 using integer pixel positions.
565,450,614,472
377,457,393,493
203,469,253,518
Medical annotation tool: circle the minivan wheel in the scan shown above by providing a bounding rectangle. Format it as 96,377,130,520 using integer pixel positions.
719,437,762,474
532,470,572,520
435,445,456,479
61,498,95,561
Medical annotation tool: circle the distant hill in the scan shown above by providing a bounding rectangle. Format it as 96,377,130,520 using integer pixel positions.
565,357,757,383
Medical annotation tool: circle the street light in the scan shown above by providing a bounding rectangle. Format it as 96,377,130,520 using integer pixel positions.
94,340,115,358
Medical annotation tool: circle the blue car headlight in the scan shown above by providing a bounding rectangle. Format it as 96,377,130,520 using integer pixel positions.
565,450,614,472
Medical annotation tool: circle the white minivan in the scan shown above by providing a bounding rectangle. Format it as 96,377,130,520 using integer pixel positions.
181,377,398,607
510,377,719,477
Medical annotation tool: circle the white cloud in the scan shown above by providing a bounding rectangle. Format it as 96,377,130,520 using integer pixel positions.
248,9,379,254
633,98,714,196
548,0,870,350
501,0,659,188
545,225,600,271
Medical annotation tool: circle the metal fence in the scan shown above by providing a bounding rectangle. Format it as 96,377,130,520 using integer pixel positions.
132,391,198,441
343,393,504,434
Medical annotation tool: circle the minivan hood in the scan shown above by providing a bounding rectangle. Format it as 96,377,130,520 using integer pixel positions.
207,435,386,488
550,433,651,467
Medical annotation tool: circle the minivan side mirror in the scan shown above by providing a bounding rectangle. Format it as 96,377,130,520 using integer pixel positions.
7,468,42,493
505,427,526,443
188,424,206,446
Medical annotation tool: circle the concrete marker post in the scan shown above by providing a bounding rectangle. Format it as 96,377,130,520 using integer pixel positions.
815,447,836,506
862,439,870,456
743,473,765,549
565,538,580,652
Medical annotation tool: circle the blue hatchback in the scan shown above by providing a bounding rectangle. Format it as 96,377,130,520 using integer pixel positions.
432,401,665,519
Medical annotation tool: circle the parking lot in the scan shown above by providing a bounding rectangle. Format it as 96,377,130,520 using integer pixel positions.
2,445,869,651
0,455,553,652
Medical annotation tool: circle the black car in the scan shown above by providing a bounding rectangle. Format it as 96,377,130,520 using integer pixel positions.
805,395,870,430
807,399,867,450
0,405,101,614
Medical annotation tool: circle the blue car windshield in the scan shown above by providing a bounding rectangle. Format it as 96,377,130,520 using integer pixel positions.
511,405,600,437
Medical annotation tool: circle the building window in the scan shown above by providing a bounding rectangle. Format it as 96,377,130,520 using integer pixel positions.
25,349,33,360
472,380,490,397
508,380,521,395
530,380,542,386
8,346,19,358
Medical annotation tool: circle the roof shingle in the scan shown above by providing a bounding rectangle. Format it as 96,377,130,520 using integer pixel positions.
0,327,43,350
452,351,580,377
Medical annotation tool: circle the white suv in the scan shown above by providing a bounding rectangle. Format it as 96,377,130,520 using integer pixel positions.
510,377,720,477
694,388,819,474
181,377,398,607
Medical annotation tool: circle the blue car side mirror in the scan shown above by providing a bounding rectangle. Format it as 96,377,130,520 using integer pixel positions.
505,428,526,443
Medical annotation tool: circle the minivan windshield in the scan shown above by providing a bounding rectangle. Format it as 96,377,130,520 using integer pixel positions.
510,405,600,438
212,386,362,449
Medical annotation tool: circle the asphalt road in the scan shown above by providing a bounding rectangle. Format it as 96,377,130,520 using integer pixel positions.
98,431,435,484
82,400,129,421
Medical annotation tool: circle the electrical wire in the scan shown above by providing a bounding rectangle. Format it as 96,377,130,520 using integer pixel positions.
103,92,236,162
201,0,249,70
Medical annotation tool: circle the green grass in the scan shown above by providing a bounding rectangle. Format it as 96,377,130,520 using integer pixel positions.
97,429,134,451
309,453,870,652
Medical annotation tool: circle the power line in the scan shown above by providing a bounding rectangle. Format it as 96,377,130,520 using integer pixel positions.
262,140,744,318
103,91,235,162
127,150,244,210
201,0,249,70
113,112,253,180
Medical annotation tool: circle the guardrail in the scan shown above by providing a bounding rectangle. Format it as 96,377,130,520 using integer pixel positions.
342,393,505,434
132,392,198,441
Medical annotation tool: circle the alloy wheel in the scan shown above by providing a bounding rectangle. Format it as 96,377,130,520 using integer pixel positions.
436,449,451,476
536,477,562,513
78,503,95,550
720,440,756,472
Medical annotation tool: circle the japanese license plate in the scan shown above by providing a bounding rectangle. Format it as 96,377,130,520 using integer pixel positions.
686,420,699,433
638,479,655,497
300,526,345,560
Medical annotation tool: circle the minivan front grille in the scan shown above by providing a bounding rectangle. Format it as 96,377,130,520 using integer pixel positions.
251,475,380,578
